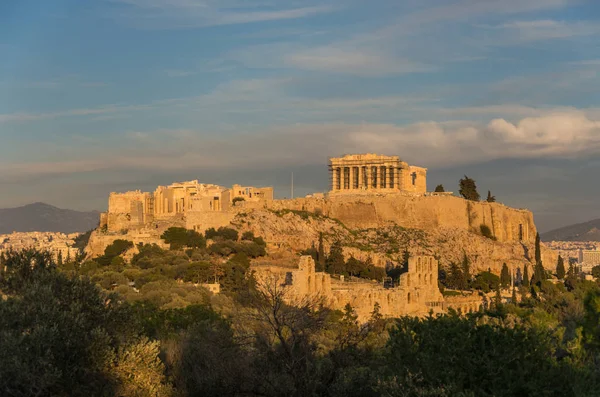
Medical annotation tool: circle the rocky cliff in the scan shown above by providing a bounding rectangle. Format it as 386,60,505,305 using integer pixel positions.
87,194,555,276
266,194,536,244
232,208,556,275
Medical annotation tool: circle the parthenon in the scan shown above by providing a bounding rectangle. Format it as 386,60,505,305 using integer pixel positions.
329,153,427,194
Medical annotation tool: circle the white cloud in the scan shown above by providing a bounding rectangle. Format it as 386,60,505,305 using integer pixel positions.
284,47,435,76
3,110,599,181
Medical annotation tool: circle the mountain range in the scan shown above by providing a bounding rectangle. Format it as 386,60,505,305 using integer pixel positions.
541,219,600,242
0,202,99,234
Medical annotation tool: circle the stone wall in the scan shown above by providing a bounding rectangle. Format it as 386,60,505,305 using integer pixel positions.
185,211,237,234
85,230,169,259
267,194,536,244
253,255,444,321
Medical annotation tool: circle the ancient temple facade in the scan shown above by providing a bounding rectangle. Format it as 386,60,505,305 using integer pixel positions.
329,153,427,194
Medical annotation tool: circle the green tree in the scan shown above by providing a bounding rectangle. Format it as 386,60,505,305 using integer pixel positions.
486,190,496,203
480,224,494,239
345,256,365,277
186,230,206,249
556,255,566,279
241,231,255,241
96,239,133,266
205,227,238,241
500,263,511,288
384,314,577,396
511,285,517,304
434,184,445,193
317,232,326,272
592,265,600,279
0,250,147,396
461,253,471,287
446,262,467,290
161,227,206,250
471,271,500,293
327,241,346,275
535,232,542,263
523,264,530,288
494,283,502,308
459,175,480,201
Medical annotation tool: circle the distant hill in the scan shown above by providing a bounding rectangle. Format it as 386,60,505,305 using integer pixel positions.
0,202,99,234
541,219,600,242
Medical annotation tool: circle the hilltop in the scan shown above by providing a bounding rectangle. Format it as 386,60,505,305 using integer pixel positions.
541,218,600,242
0,202,99,234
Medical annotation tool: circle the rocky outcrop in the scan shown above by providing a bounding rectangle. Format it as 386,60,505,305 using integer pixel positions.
267,194,536,244
85,194,556,278
232,209,556,276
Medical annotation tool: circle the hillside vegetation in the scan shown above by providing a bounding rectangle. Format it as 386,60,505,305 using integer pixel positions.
2,246,600,396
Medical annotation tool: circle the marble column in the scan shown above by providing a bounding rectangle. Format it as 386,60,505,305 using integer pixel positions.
386,165,391,189
332,167,338,191
340,167,346,190
357,166,363,190
376,166,382,189
349,167,355,190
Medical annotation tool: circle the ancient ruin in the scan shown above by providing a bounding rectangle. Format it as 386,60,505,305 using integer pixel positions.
253,255,445,321
329,153,427,194
99,181,273,233
82,152,556,319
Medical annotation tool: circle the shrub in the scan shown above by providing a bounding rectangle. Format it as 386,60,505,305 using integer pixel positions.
480,224,495,240
205,227,239,242
161,227,206,250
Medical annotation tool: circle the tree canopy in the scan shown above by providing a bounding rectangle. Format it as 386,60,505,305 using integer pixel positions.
459,175,480,201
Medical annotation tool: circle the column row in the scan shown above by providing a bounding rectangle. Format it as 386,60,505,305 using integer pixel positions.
332,165,401,191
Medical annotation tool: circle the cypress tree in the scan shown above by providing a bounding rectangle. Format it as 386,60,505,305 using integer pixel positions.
326,241,345,275
522,265,530,288
494,283,502,308
317,232,326,271
535,232,542,266
511,285,517,304
486,190,496,203
402,248,410,270
459,175,480,201
434,184,445,193
57,251,63,267
500,263,511,288
532,261,546,286
461,252,471,288
556,255,566,279
447,262,466,290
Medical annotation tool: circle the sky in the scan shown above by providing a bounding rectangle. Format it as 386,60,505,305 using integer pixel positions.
1,0,599,232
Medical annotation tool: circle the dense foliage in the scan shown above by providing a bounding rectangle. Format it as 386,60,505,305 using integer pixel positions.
3,245,600,396
459,175,480,201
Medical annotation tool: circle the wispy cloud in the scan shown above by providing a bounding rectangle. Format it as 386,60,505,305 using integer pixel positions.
108,0,334,29
165,69,196,77
485,19,600,43
284,47,435,76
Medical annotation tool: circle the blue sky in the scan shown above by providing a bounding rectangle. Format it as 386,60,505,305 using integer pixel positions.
1,0,599,231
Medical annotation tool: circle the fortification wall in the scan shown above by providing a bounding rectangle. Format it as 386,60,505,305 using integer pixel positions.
268,194,536,244
253,255,444,321
185,211,237,233
85,230,169,259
